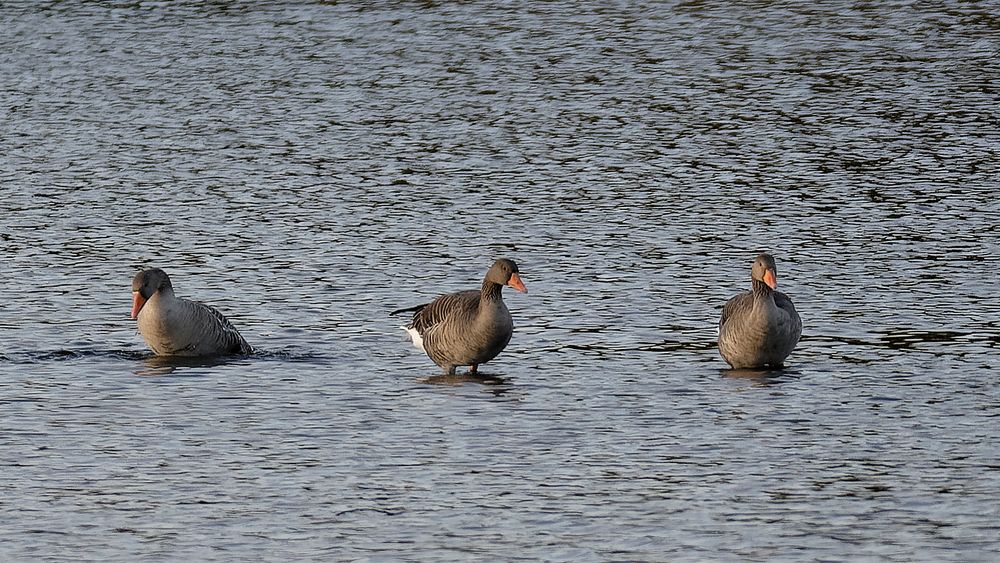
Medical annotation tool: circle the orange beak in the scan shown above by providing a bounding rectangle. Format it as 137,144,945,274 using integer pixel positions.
508,273,528,294
763,269,777,290
131,292,146,319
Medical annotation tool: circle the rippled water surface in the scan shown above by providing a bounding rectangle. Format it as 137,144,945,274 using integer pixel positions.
2,2,998,560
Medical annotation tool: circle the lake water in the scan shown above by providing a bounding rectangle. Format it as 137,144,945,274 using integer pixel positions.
1,1,998,560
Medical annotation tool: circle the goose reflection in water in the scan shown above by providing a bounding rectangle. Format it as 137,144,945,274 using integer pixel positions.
421,372,515,397
134,354,246,377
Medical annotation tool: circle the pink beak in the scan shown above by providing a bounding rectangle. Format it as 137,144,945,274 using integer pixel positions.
763,269,777,290
131,292,146,319
508,273,528,294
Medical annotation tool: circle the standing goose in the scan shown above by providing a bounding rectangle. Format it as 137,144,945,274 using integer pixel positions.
392,258,527,375
718,253,802,369
131,268,253,356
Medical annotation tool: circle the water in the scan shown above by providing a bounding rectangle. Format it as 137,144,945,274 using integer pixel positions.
2,1,998,560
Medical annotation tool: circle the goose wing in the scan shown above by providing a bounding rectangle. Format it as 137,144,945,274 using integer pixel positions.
719,290,753,332
408,290,479,335
184,301,253,355
773,290,802,343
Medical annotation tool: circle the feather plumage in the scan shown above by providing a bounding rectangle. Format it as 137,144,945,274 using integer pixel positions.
718,254,801,368
393,259,526,374
132,268,252,357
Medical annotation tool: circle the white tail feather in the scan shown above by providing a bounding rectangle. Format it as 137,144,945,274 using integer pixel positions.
402,326,425,352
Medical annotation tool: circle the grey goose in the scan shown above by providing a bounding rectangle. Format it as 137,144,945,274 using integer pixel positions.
131,268,252,356
392,258,527,375
718,253,802,369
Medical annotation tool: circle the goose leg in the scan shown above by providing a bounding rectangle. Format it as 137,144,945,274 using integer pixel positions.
469,364,478,375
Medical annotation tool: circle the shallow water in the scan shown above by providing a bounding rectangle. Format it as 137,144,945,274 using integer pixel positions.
1,2,998,560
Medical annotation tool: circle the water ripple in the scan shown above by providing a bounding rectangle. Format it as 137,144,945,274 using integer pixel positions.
1,1,998,561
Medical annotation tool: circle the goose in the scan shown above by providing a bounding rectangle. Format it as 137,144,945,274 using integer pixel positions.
131,268,252,356
718,253,802,368
392,258,527,375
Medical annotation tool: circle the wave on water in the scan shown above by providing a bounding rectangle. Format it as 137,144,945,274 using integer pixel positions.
0,349,149,364
0,348,333,365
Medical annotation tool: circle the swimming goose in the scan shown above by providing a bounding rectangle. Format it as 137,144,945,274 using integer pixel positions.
718,253,802,368
392,258,527,375
131,268,252,356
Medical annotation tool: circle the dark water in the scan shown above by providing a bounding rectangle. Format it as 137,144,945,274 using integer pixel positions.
2,2,998,560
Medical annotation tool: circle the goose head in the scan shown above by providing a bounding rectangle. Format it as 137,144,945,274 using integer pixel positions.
131,268,172,319
751,253,778,289
487,258,527,293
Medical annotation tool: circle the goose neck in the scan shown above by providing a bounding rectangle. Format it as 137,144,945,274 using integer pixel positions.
480,279,504,302
751,278,774,298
